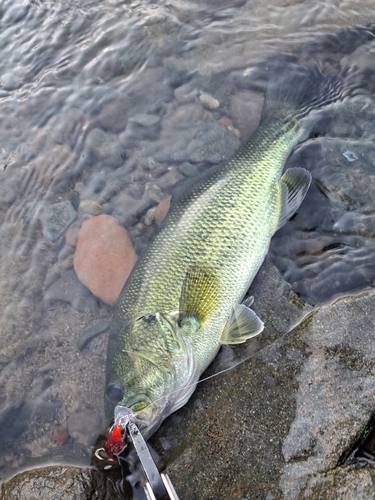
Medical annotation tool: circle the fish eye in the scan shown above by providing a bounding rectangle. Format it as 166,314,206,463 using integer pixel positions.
106,382,124,402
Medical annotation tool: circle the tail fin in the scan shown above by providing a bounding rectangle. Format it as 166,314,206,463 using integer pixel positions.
261,58,342,124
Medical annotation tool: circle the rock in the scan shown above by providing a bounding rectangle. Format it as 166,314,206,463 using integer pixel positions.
78,199,104,216
155,170,184,192
0,466,118,499
66,410,102,446
129,113,161,127
279,291,375,499
53,427,69,445
146,259,375,500
144,182,165,204
73,214,138,306
83,128,124,169
144,207,157,226
178,161,199,177
270,97,375,304
44,269,98,312
199,92,220,109
111,192,151,227
174,82,196,103
31,144,73,187
230,90,264,142
96,96,129,133
65,227,80,247
36,200,77,241
154,196,171,225
341,40,375,72
42,109,86,148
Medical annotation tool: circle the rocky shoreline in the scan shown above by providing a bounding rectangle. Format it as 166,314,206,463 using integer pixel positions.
1,1,375,498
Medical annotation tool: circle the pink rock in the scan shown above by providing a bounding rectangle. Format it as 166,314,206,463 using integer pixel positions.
154,196,171,225
53,427,69,445
74,215,138,305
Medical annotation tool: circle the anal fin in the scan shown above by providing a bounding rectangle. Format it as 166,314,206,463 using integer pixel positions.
221,304,264,345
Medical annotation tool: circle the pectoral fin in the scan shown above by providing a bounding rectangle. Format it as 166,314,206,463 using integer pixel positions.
179,263,221,326
77,321,111,351
221,304,264,345
276,167,311,231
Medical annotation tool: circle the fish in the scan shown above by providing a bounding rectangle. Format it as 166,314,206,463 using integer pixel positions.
104,61,342,454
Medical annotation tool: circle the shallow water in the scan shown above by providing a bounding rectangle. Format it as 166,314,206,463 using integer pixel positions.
1,0,375,493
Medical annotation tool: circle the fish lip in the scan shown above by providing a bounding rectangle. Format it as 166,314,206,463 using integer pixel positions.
120,395,157,424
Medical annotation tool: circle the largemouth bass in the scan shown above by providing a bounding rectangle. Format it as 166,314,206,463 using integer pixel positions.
104,62,342,451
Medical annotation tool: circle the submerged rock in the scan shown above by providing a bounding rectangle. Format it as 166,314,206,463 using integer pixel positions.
230,90,264,142
73,214,138,306
129,113,161,127
67,410,102,446
44,269,98,312
36,201,77,241
153,195,171,225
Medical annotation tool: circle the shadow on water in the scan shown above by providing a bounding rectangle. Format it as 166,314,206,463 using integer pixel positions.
1,0,375,496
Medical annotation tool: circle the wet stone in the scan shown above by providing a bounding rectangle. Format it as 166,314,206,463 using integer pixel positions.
302,465,375,500
53,427,69,445
111,192,151,227
174,82,196,103
42,109,86,149
83,128,124,169
0,466,118,499
36,200,77,241
129,113,161,127
95,95,129,133
153,195,171,225
178,161,199,177
65,226,80,247
44,269,98,312
155,169,184,192
67,410,102,446
73,214,138,306
341,40,375,72
78,199,104,216
199,92,220,109
147,260,375,500
143,182,165,204
230,90,264,142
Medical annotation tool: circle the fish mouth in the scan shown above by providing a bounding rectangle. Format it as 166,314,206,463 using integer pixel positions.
121,396,157,430
120,395,171,439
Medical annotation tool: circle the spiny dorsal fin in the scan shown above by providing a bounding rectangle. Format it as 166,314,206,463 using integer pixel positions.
276,167,311,231
179,263,221,326
221,303,264,345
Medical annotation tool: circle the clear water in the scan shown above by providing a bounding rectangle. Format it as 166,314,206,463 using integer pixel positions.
0,0,375,491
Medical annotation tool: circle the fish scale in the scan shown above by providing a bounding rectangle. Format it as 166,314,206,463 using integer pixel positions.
105,63,342,439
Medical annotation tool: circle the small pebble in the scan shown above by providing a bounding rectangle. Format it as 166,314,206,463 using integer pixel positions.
154,196,171,225
78,200,103,216
65,227,80,247
178,162,199,177
37,200,77,241
200,93,220,109
129,114,161,127
53,428,69,445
